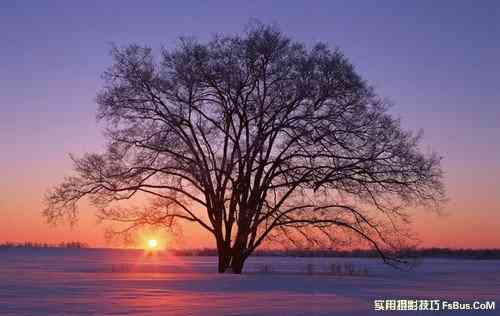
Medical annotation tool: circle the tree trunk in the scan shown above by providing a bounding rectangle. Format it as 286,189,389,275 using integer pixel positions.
230,252,246,274
217,250,231,273
216,239,231,273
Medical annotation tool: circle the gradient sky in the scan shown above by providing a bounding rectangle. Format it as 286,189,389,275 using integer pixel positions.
1,0,499,248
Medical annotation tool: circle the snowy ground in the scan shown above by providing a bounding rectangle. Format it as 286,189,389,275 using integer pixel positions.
0,248,498,315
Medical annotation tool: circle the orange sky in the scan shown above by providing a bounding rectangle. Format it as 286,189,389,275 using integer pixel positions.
1,157,499,249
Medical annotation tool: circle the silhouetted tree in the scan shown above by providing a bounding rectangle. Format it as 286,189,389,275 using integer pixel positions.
44,22,445,273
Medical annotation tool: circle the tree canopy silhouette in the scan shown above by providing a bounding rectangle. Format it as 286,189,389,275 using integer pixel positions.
44,22,445,273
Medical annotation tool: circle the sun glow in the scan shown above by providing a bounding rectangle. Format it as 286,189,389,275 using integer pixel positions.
147,239,158,249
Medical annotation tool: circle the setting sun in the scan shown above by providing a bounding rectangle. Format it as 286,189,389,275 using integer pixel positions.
147,239,158,249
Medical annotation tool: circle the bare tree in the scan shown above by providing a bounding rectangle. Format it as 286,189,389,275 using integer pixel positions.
44,22,445,273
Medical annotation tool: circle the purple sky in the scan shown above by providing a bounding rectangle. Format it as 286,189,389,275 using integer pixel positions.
1,1,499,247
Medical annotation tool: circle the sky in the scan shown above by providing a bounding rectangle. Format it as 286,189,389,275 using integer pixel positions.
1,0,499,249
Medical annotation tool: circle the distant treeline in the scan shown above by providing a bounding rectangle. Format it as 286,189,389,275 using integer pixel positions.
172,247,500,260
2,243,499,259
0,242,88,249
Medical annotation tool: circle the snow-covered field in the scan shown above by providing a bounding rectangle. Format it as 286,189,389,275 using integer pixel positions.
0,248,498,315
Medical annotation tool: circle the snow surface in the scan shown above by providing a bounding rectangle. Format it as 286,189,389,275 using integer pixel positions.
0,248,498,315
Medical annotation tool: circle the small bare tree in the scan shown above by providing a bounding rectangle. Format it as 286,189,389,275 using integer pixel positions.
44,22,445,273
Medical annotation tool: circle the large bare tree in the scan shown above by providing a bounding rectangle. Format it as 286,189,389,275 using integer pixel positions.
44,23,445,273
